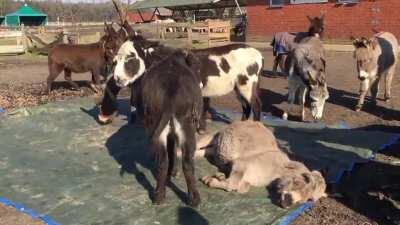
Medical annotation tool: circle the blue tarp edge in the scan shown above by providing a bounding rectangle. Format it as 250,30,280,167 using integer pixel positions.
1,105,398,225
0,197,60,225
277,132,400,225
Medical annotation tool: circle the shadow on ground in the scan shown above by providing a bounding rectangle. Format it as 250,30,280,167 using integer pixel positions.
332,140,400,225
328,87,400,121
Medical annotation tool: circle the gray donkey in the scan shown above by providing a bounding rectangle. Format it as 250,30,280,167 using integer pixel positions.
195,121,326,208
283,36,329,121
352,32,398,111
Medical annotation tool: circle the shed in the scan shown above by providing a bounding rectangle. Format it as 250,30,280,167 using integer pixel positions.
130,0,245,22
5,4,48,27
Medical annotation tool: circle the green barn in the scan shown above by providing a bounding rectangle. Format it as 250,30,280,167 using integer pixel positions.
5,4,47,27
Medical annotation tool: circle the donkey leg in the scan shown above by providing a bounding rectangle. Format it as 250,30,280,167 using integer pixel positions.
279,54,287,75
167,134,178,179
370,77,380,105
202,169,249,193
250,82,262,121
90,70,102,93
202,175,232,191
356,79,370,111
234,81,252,121
384,68,395,102
46,63,63,94
298,85,307,121
283,83,297,120
272,55,280,77
64,69,80,91
153,140,169,205
181,122,201,207
199,97,210,134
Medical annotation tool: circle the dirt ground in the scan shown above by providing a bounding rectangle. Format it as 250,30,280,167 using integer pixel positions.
0,204,45,225
0,48,399,224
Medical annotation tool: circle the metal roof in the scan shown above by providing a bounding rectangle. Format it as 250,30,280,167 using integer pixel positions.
130,0,245,10
6,4,47,17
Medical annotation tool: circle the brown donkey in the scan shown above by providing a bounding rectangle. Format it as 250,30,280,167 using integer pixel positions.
45,23,121,94
270,14,325,77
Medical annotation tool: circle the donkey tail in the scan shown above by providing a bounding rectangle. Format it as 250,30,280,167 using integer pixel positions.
270,36,276,47
151,109,175,146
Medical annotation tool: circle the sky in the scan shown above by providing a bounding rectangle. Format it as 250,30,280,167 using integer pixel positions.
21,0,137,3
60,0,136,3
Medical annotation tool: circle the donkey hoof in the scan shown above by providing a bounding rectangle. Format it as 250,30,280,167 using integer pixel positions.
201,176,211,185
355,105,362,112
198,129,206,135
385,97,391,103
153,191,166,205
188,192,201,207
98,114,113,125
282,112,288,120
129,112,137,124
170,168,179,178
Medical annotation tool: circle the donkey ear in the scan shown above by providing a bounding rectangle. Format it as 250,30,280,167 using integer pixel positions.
301,173,313,184
122,20,137,37
104,22,108,33
361,37,369,46
320,12,325,21
104,22,114,34
352,37,362,47
307,15,313,22
369,37,379,50
321,57,326,69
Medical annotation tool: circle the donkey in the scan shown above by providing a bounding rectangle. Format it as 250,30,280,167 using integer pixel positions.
45,23,120,94
98,34,263,133
112,37,203,207
282,36,329,121
197,120,326,208
270,14,325,77
352,32,399,112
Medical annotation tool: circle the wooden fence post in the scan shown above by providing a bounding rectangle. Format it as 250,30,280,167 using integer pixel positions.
187,24,192,47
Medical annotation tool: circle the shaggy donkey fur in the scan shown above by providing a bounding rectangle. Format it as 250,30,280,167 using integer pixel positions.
196,120,326,208
352,31,398,111
98,36,263,132
270,14,325,77
283,36,329,121
46,23,121,94
112,36,204,206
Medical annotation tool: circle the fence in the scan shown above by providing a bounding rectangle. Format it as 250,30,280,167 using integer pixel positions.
0,25,102,55
0,20,231,54
134,20,231,47
0,30,26,54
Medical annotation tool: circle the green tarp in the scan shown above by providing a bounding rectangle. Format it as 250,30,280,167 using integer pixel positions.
0,98,395,225
5,4,47,27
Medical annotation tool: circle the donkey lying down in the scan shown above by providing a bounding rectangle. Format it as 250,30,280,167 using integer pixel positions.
194,120,326,208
